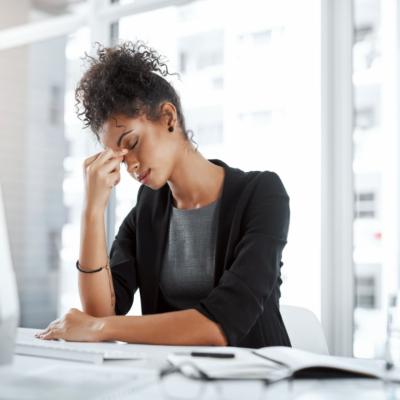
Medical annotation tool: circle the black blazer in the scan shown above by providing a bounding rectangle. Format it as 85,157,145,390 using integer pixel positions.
109,159,291,348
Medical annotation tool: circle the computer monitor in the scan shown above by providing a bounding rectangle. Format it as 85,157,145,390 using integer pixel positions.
0,184,19,365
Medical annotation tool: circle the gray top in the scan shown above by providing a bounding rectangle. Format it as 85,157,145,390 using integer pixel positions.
159,199,220,309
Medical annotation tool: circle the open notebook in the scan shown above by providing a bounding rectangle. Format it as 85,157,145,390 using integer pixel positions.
16,328,146,364
167,346,397,382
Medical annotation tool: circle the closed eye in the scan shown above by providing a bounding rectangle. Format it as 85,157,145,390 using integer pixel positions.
128,139,138,151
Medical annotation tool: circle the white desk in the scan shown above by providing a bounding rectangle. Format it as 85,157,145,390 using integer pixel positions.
0,328,398,400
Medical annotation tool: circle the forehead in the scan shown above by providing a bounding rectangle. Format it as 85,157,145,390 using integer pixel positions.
100,114,145,147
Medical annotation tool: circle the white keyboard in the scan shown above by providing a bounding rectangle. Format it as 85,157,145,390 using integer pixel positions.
16,329,146,364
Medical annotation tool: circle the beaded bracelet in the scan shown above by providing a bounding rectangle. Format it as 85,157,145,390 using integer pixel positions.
75,259,109,273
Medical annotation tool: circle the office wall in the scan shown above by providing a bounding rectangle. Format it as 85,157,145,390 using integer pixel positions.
0,2,67,327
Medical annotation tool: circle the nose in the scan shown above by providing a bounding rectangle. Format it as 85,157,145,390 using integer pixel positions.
123,154,140,174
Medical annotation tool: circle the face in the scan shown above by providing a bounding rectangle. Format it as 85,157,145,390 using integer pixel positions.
100,110,181,190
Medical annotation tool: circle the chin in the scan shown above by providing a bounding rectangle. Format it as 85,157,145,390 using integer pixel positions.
146,181,166,191
139,170,169,191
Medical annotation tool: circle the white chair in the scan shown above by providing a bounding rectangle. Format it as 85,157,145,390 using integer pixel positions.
280,305,329,355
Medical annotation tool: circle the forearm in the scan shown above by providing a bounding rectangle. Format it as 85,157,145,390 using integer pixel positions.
78,208,116,317
99,309,228,346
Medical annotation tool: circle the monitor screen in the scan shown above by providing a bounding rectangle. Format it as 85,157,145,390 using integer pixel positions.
0,184,19,365
0,184,18,318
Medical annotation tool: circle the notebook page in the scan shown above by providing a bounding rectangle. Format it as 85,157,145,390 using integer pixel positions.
254,347,384,379
167,348,288,380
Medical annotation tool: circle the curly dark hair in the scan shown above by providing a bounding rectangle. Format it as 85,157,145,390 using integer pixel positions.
75,41,190,142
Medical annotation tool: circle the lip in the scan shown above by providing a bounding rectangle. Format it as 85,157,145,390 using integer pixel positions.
138,169,150,183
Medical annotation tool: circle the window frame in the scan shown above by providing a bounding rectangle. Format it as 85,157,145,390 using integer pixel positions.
321,0,354,356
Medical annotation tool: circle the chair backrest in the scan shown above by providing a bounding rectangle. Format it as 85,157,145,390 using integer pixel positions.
280,305,329,355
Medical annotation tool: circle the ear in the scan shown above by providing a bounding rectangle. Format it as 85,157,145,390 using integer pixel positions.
160,102,176,128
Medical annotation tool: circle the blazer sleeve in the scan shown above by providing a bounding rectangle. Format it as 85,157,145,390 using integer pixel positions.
109,204,139,316
192,172,290,346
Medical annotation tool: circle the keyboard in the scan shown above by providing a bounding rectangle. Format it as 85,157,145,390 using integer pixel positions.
16,328,146,364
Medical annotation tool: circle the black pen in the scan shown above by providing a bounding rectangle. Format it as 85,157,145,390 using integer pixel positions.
174,351,235,358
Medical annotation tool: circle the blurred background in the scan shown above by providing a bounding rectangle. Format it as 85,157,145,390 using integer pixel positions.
0,0,398,359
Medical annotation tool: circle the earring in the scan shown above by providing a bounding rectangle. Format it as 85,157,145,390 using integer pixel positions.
168,126,174,132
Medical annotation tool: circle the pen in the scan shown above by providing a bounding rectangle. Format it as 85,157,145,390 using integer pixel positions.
174,351,235,358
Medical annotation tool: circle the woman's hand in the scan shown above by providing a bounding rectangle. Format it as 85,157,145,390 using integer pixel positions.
83,148,128,212
35,308,105,342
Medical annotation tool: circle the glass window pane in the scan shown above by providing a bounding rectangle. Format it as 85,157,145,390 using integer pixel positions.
352,0,399,358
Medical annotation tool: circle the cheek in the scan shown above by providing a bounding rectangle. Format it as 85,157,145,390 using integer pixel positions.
136,133,177,174
149,153,174,185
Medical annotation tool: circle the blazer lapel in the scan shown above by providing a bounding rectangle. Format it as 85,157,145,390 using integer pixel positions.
210,160,244,285
138,184,172,313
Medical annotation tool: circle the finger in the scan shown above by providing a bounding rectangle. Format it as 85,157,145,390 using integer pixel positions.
35,317,62,337
83,152,102,168
98,148,128,162
96,148,114,161
102,158,122,174
36,329,51,339
84,149,113,173
92,151,126,175
107,171,121,188
49,318,61,327
35,323,56,337
40,329,59,341
35,324,53,337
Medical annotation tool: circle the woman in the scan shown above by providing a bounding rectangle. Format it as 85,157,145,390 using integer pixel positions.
36,41,291,348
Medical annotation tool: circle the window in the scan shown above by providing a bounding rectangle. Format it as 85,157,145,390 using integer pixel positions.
354,191,376,218
352,0,400,358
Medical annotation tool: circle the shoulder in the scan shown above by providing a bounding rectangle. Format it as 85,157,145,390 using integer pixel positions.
238,170,289,213
252,171,289,199
237,171,290,239
217,159,288,200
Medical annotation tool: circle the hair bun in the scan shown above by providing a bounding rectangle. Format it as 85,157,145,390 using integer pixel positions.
76,40,189,140
92,41,170,77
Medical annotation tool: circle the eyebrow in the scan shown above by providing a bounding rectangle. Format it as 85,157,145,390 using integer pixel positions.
116,129,134,147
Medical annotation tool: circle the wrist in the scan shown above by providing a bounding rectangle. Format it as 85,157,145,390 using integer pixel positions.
82,205,105,221
97,316,114,341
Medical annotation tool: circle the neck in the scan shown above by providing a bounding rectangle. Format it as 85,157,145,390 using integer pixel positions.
168,146,224,209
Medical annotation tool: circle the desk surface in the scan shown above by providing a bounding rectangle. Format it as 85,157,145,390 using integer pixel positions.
0,328,398,400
